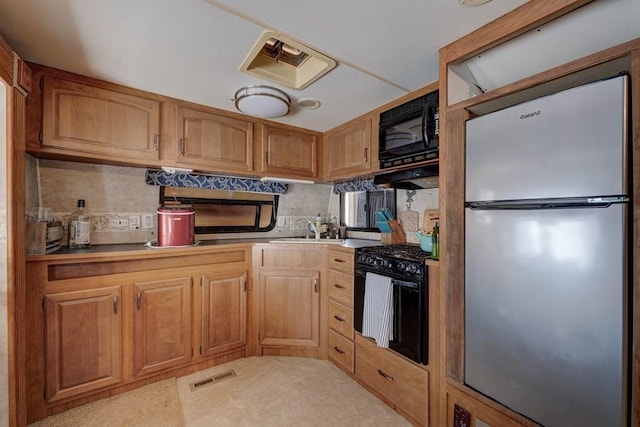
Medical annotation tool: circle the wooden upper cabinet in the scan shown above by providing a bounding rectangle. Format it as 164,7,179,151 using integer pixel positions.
132,277,192,377
42,76,160,160
324,116,373,178
259,125,317,178
200,271,247,357
176,106,253,173
45,286,122,403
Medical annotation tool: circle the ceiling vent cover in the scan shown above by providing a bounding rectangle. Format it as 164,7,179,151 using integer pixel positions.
240,31,336,90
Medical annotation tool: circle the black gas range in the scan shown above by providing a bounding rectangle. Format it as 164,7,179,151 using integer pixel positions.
354,243,430,365
355,244,431,281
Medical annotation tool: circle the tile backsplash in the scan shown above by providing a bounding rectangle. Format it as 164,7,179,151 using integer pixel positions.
25,157,439,246
25,157,342,245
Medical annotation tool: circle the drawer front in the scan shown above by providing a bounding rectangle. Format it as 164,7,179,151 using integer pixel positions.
328,250,354,274
328,330,354,373
327,270,353,306
328,299,354,339
355,334,428,425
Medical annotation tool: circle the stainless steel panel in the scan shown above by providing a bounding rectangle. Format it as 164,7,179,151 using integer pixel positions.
465,205,625,427
342,191,368,228
466,76,627,202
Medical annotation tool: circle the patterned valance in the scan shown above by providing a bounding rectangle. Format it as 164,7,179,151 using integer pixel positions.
145,170,288,194
332,179,383,194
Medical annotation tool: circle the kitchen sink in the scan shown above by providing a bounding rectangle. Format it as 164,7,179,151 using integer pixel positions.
269,238,345,245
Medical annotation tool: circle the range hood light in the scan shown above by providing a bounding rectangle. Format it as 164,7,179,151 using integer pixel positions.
260,176,315,184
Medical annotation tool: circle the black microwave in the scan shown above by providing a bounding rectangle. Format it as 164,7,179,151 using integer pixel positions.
378,90,439,169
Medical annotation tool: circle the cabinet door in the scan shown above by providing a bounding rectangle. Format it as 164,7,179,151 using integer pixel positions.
177,106,253,173
45,286,122,403
258,269,320,348
201,271,247,357
133,277,192,377
260,125,317,178
324,116,372,178
42,76,160,160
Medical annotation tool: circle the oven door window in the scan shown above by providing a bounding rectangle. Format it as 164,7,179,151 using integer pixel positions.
340,189,396,231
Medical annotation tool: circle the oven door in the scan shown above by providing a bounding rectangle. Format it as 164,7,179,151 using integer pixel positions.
354,268,427,364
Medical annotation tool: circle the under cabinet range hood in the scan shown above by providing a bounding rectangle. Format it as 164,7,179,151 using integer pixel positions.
373,164,439,190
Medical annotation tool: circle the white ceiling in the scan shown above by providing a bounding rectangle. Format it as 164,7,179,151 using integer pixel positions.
0,0,637,132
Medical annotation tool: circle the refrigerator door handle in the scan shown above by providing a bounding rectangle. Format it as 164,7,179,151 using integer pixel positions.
466,196,629,210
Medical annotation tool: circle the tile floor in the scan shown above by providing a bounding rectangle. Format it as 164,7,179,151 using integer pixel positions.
28,356,412,426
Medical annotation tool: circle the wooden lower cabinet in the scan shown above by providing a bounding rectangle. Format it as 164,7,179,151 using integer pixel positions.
328,330,354,372
132,277,192,377
28,246,253,422
356,334,429,426
258,269,320,348
252,245,325,357
200,271,247,356
44,286,123,403
326,248,356,373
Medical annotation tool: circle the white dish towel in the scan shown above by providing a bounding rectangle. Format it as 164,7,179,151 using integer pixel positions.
362,272,394,348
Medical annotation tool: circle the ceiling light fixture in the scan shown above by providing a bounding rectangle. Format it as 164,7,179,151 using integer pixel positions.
233,85,292,119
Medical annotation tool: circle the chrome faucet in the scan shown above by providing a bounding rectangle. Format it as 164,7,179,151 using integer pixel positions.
307,221,321,240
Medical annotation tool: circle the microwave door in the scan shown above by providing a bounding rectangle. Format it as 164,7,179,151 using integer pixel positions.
421,104,435,146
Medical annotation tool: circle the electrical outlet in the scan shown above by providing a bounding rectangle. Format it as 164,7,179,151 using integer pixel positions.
110,218,129,227
277,216,286,227
142,214,154,229
129,215,140,230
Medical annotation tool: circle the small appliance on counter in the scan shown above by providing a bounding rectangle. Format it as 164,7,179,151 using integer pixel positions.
157,205,195,247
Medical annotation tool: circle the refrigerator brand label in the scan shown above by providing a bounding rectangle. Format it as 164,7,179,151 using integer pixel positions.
520,110,541,119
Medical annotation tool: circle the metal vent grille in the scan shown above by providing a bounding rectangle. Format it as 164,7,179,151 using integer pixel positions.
189,369,237,391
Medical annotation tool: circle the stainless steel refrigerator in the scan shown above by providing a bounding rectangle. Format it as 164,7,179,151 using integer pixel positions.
464,75,629,427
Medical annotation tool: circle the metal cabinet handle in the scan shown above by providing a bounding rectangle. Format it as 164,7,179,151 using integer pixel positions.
153,134,159,151
136,292,141,310
113,296,118,314
314,278,318,293
333,258,346,263
377,369,394,381
264,151,269,165
333,346,345,355
178,138,185,154
364,147,368,162
333,284,345,290
333,315,345,322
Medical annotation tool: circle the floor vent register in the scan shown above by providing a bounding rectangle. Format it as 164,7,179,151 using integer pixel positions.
189,369,237,391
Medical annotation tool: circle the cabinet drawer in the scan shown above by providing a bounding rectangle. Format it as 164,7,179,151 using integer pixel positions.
327,270,353,306
328,250,354,274
328,299,354,339
328,330,354,373
355,334,428,425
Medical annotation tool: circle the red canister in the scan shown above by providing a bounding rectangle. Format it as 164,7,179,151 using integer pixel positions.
157,205,195,246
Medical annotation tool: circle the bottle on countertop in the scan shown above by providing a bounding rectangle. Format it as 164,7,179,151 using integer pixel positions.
315,213,322,229
329,216,338,239
431,219,439,260
68,199,91,249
